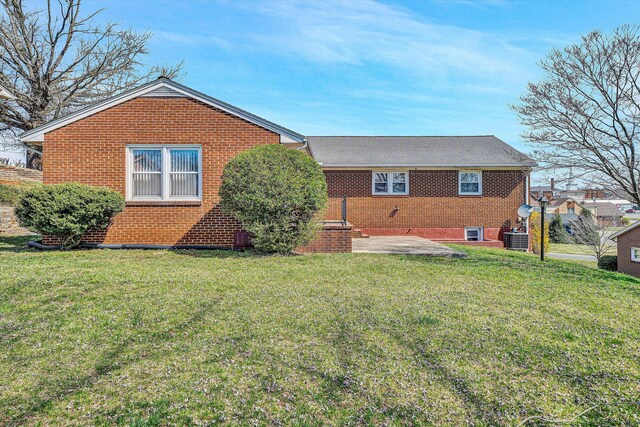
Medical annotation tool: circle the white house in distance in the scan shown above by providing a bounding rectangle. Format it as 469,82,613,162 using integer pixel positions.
0,84,15,100
0,84,27,166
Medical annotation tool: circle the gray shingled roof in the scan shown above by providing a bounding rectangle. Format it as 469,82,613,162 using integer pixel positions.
582,202,624,218
307,135,536,168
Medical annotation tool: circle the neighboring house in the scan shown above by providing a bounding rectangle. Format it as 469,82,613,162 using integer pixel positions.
19,78,535,249
612,222,640,277
531,197,583,234
530,178,557,201
0,84,15,100
547,197,583,215
581,202,624,222
589,198,635,212
0,85,28,166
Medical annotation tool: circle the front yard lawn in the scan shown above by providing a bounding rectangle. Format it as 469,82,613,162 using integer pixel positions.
1,236,639,425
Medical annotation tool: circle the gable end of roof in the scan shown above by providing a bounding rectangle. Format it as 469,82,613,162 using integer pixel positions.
611,220,640,239
19,78,305,143
0,84,15,100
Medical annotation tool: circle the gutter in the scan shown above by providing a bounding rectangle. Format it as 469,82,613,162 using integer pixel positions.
318,163,537,168
294,136,309,151
25,145,42,156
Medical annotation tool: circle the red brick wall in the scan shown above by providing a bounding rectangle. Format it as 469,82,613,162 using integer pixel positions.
616,231,640,277
324,169,527,240
42,97,279,247
296,222,353,253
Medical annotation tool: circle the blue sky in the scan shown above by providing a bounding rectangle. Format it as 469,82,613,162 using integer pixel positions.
79,0,640,154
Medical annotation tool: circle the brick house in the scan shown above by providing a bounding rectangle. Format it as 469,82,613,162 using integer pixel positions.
0,83,15,100
20,78,535,249
310,136,535,244
612,222,640,277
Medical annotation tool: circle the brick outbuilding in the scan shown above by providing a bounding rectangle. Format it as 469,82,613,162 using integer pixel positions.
612,222,640,277
19,78,535,251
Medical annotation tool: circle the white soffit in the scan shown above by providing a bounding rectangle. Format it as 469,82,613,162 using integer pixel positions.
140,86,187,97
0,84,15,100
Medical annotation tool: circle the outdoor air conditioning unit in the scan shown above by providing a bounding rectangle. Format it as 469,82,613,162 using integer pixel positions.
503,232,529,251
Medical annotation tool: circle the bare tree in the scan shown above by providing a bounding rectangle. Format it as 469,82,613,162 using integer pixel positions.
0,0,182,168
512,26,640,205
571,209,618,260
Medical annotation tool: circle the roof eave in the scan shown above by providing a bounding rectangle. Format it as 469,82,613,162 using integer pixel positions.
318,163,536,169
611,220,640,239
0,85,15,100
19,78,305,143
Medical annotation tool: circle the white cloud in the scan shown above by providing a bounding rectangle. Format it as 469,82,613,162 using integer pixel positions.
153,30,232,50
233,0,535,85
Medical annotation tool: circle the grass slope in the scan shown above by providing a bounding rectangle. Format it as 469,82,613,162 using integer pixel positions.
549,243,616,256
0,236,639,426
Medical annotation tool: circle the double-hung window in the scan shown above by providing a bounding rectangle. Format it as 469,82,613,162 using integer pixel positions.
372,171,408,195
632,247,640,262
458,170,482,195
127,145,201,201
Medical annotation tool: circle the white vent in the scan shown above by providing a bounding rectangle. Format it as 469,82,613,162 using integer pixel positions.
140,86,187,98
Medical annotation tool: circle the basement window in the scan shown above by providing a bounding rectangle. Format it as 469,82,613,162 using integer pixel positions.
372,171,408,195
127,145,202,201
465,227,483,241
459,170,482,195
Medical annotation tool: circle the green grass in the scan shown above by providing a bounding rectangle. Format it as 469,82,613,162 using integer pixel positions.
1,236,639,425
549,243,616,256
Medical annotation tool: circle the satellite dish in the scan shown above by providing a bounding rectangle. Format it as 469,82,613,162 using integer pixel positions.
518,204,533,218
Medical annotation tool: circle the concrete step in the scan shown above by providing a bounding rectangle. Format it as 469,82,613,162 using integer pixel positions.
352,228,370,239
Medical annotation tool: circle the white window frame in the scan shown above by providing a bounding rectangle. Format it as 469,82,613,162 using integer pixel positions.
631,247,640,262
126,145,202,201
465,227,483,241
458,170,482,196
372,171,409,195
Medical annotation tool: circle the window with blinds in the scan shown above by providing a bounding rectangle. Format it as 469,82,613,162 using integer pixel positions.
128,146,201,201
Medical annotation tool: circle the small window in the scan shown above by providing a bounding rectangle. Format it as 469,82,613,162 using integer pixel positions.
127,145,201,201
631,247,640,262
459,170,482,195
372,171,408,195
465,227,483,241
567,208,575,214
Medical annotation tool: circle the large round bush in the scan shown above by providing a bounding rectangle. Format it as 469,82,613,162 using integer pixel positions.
220,145,328,253
16,183,125,249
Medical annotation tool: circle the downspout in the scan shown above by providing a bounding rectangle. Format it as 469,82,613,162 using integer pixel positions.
525,172,530,234
294,136,308,151
25,145,43,156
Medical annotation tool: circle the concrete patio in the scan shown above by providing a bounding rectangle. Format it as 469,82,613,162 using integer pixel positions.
352,236,467,257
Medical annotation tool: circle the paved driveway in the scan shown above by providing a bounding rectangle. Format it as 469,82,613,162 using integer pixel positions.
352,236,467,257
547,252,597,262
